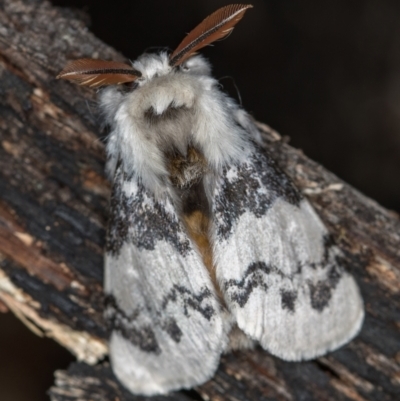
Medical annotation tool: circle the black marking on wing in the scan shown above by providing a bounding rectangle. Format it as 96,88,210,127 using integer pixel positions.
223,237,344,311
106,167,190,256
214,145,302,240
105,284,216,351
308,264,342,312
162,285,215,321
224,262,270,307
105,295,161,354
280,289,298,313
161,318,183,343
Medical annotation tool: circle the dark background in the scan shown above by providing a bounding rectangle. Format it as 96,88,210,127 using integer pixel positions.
1,0,400,400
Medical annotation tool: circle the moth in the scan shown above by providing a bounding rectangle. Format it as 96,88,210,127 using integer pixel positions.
58,4,364,396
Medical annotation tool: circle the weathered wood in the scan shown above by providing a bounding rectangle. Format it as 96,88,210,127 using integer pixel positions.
0,1,399,400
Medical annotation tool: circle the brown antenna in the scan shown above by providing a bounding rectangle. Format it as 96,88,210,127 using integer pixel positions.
169,4,253,67
57,59,141,88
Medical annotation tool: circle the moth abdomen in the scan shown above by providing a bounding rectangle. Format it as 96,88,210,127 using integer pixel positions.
166,147,217,288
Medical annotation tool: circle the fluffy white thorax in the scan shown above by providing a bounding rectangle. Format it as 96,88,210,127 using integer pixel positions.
100,53,254,196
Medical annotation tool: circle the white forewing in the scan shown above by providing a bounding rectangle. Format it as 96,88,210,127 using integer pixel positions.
105,167,227,395
212,147,364,360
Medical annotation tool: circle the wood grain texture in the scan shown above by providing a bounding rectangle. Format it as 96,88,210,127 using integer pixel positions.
0,1,399,400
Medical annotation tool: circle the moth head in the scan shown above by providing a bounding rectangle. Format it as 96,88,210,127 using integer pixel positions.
57,4,252,88
130,52,212,81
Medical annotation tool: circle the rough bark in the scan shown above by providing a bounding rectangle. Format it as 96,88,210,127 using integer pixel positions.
0,1,399,400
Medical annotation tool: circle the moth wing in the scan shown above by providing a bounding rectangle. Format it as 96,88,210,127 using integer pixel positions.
212,147,364,360
105,167,226,395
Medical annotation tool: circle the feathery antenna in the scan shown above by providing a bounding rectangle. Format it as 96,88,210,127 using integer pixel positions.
57,59,141,88
170,4,253,66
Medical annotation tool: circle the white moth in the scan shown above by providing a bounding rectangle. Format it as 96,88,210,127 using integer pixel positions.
58,4,364,396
